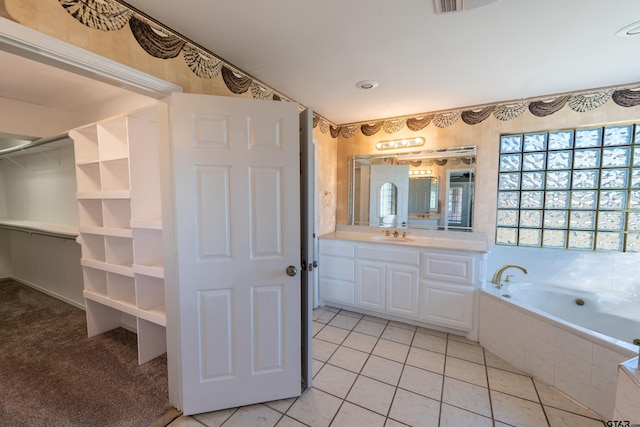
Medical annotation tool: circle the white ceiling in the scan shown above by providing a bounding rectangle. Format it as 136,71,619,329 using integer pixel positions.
123,0,640,124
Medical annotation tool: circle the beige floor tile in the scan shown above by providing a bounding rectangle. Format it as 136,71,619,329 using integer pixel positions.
338,309,364,319
416,326,448,338
327,346,369,373
384,419,409,427
264,397,297,414
491,390,548,427
534,379,601,419
388,320,417,331
388,388,440,427
439,403,493,427
487,367,539,402
192,408,237,426
363,314,389,324
315,325,350,344
314,309,337,324
331,402,386,427
412,331,447,354
406,346,445,374
446,339,485,364
286,388,342,427
544,405,604,427
361,355,404,385
485,350,526,375
447,333,480,346
346,375,396,415
328,313,361,330
221,404,282,427
398,365,443,400
441,377,492,418
312,359,324,377
275,415,306,427
312,338,338,362
342,331,379,353
313,364,358,398
312,321,324,337
169,415,211,426
445,356,488,387
381,324,415,345
354,319,387,337
372,338,410,363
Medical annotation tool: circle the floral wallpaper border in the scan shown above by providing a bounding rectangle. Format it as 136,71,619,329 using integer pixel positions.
60,0,640,139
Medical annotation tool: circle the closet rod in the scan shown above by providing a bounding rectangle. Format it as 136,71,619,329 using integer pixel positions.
0,132,70,157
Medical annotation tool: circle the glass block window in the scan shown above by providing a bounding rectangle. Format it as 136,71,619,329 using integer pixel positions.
496,123,640,252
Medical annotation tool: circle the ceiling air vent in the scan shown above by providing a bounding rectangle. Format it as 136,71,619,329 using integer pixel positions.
434,0,499,14
434,0,462,14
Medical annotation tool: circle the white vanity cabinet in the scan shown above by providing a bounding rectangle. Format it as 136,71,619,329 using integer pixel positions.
355,244,420,318
419,251,480,331
318,232,486,337
318,239,356,305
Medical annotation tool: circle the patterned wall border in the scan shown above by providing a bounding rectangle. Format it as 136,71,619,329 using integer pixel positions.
61,1,640,139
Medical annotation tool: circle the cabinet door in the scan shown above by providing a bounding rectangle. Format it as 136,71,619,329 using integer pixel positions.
355,261,385,312
386,264,419,319
420,281,474,331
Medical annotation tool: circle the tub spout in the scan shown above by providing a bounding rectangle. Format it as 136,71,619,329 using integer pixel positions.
491,265,528,289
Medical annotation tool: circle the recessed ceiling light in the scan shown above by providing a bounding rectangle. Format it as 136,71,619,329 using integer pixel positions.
356,80,379,90
616,21,640,37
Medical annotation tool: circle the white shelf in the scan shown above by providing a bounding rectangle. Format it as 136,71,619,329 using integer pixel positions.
73,107,166,364
133,264,164,278
81,258,134,277
0,219,79,238
84,290,165,327
78,226,133,238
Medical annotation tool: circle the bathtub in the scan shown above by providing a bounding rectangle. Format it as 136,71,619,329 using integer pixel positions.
479,282,639,419
502,283,640,347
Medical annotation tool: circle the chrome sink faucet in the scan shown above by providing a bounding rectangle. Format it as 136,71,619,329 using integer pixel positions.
491,264,528,289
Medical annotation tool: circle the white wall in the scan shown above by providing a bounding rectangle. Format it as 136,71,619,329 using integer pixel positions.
1,142,78,224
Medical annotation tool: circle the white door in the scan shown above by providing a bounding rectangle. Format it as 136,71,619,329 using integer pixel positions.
160,93,301,415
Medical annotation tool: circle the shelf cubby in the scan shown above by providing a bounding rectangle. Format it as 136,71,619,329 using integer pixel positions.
83,266,108,296
71,126,99,164
78,199,103,228
135,274,165,313
132,228,163,267
76,163,101,193
80,234,106,262
104,236,133,267
97,116,129,161
107,272,136,306
100,158,130,192
103,199,131,230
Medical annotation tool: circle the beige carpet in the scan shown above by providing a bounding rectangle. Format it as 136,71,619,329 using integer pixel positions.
0,280,173,427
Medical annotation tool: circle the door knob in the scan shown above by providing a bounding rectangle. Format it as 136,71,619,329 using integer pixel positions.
286,266,297,277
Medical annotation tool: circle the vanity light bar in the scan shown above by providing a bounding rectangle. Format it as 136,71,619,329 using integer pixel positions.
376,137,425,150
408,169,433,175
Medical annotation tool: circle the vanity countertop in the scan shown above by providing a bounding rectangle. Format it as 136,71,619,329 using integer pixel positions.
320,227,488,253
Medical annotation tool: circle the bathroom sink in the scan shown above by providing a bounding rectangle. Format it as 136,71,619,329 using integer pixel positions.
370,235,414,242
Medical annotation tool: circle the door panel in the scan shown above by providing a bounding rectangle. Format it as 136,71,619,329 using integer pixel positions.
161,93,301,415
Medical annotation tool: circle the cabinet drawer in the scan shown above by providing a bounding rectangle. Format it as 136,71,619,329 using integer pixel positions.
357,244,420,265
421,252,476,284
319,256,354,282
319,239,355,258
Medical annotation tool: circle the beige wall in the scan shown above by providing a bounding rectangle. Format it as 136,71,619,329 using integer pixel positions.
337,102,640,242
314,127,337,236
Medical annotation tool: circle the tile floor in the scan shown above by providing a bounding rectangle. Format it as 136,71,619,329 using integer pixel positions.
168,306,606,427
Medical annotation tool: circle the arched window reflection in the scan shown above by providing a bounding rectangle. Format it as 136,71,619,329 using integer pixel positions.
379,181,398,223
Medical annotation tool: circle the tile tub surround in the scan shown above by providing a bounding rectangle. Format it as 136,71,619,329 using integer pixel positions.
614,357,640,423
479,290,636,420
169,307,604,426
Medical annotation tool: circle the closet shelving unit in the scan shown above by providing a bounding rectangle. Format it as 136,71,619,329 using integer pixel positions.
71,106,166,364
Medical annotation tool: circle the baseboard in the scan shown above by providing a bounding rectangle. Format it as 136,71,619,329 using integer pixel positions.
2,276,86,311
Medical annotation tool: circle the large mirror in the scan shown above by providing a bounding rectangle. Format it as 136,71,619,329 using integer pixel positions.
348,146,476,231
